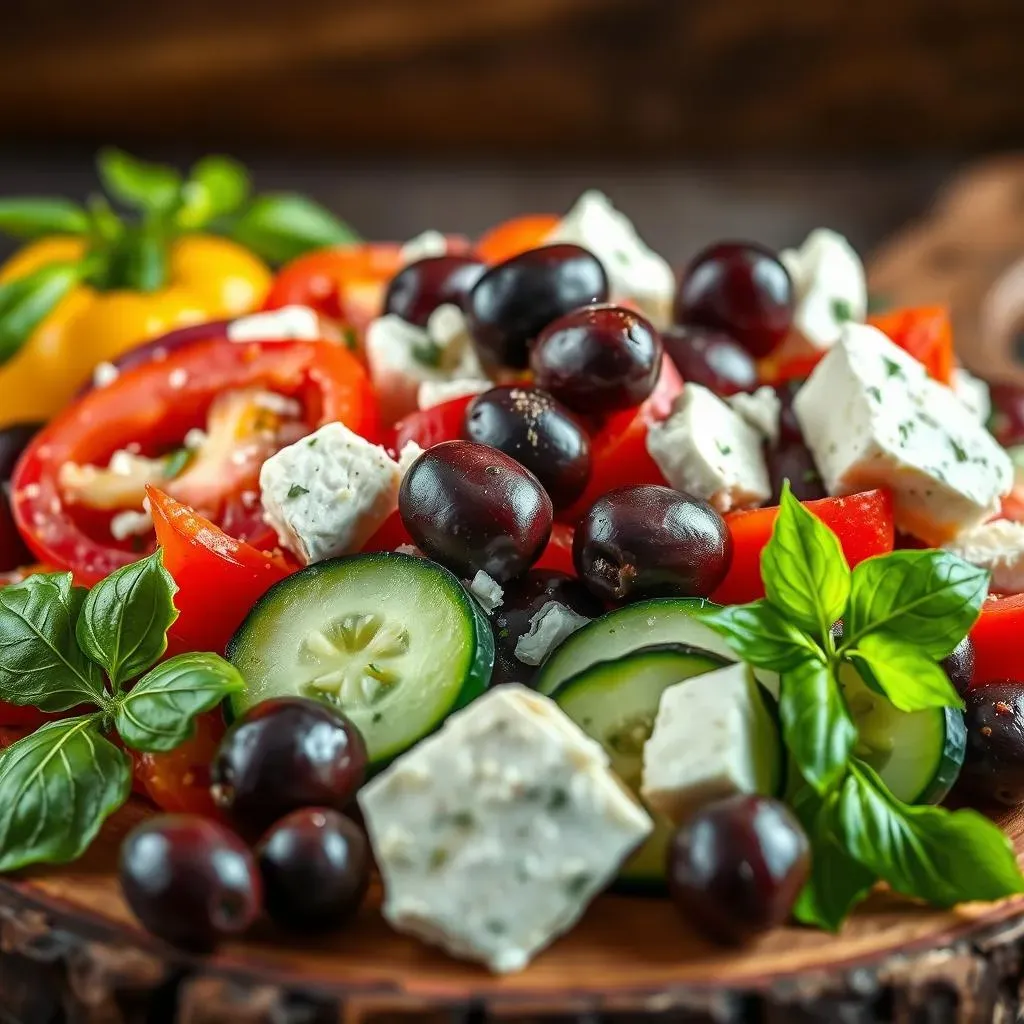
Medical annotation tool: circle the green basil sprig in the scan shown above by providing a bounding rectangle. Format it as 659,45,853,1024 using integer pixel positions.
0,552,244,871
701,484,1024,928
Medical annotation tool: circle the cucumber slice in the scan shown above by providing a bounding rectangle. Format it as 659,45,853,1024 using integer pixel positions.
536,598,778,698
839,664,965,805
553,644,746,892
227,553,493,768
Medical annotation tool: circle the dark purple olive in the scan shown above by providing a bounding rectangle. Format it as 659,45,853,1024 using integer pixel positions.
573,485,732,603
463,386,591,508
675,242,794,358
384,255,487,328
667,795,810,945
661,324,758,397
774,378,806,444
959,681,1024,807
767,440,826,504
530,304,662,415
256,808,370,931
466,244,608,370
119,815,262,951
989,383,1024,446
942,637,975,697
211,697,368,837
490,570,603,686
399,441,553,582
0,423,42,572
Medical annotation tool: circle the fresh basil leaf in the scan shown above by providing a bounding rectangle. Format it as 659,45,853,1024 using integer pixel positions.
0,198,90,239
839,761,1024,907
761,485,850,639
225,194,359,264
0,261,87,365
847,632,962,713
779,658,855,793
97,149,181,215
113,652,244,753
0,716,131,871
844,550,989,659
76,552,178,691
0,573,106,711
699,600,823,671
176,156,250,230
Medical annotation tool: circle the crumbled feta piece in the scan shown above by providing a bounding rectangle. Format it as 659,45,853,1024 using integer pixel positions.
469,570,504,612
793,323,1012,545
395,543,421,556
365,308,486,424
359,685,651,974
952,366,992,424
514,601,592,666
944,520,1024,594
727,386,781,446
109,508,154,542
227,305,323,342
546,191,675,328
641,664,777,824
780,228,866,352
417,377,490,410
396,441,425,476
646,384,771,513
399,230,449,265
92,361,119,388
259,423,402,564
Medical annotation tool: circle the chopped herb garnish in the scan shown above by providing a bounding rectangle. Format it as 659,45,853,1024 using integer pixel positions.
898,422,913,444
371,711,383,724
547,787,569,811
307,437,319,448
716,441,733,457
412,340,443,368
949,439,969,463
341,327,358,351
564,873,593,898
831,297,853,323
429,847,449,870
449,810,475,829
163,447,193,479
882,357,903,379
287,483,310,499
866,386,882,403
485,919,507,935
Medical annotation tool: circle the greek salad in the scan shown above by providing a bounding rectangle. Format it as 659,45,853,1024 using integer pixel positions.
2,162,1024,973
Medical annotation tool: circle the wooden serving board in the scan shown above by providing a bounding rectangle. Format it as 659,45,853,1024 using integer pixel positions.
8,162,1024,1024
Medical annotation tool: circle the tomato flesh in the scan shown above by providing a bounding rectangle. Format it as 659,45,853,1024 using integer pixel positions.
971,594,1024,685
390,395,475,452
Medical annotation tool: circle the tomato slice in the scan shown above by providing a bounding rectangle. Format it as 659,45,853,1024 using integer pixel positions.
971,594,1024,685
534,523,576,575
712,490,895,606
12,339,376,584
476,215,561,265
361,509,415,553
148,486,291,657
390,394,474,451
559,356,683,524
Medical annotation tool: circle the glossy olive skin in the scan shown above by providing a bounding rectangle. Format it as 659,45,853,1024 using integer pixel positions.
464,387,591,509
530,304,663,414
0,422,42,572
959,681,1024,807
490,570,603,687
774,379,806,445
466,244,609,370
667,795,810,945
399,441,553,582
942,636,976,697
119,815,262,951
989,383,1024,447
661,324,758,397
384,255,486,328
675,242,794,358
573,485,732,603
256,808,370,931
767,439,826,504
211,698,368,837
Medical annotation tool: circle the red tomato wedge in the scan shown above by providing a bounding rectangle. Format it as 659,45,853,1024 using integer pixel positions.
534,523,576,575
361,509,415,553
971,594,1024,685
712,490,895,606
390,394,475,452
148,486,291,658
11,339,376,585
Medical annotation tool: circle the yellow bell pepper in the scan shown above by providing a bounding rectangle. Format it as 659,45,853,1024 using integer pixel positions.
0,235,269,426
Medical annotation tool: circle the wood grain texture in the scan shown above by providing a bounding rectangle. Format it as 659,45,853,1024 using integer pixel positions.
2,797,1024,1022
1,0,1024,154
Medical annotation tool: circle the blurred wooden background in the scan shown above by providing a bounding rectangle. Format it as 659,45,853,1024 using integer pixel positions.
1,0,1023,156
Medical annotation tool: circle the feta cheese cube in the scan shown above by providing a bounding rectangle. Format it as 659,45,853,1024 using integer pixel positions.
646,383,771,513
514,601,592,666
546,191,675,328
469,570,504,613
399,230,449,266
641,664,778,824
793,323,1012,545
227,305,324,342
365,307,486,424
727,386,781,446
359,685,651,974
952,366,992,424
396,441,425,476
259,423,401,564
418,377,490,410
780,228,866,352
945,519,1024,594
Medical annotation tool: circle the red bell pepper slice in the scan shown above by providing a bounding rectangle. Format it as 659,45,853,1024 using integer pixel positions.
535,522,576,575
148,486,291,657
559,356,683,524
711,490,895,606
476,215,560,265
970,594,1024,685
11,339,375,585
